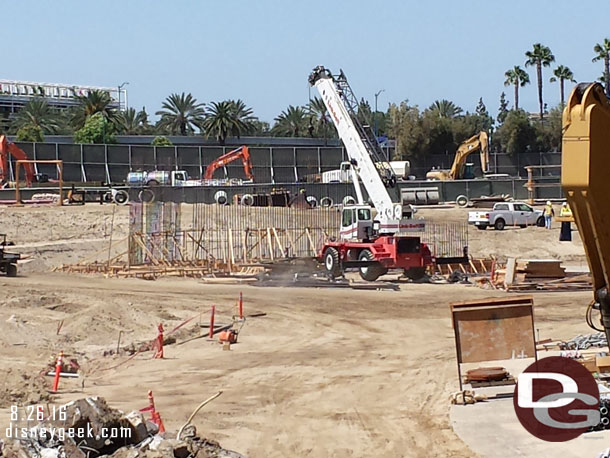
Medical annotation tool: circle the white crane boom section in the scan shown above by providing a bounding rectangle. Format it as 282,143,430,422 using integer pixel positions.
313,75,399,223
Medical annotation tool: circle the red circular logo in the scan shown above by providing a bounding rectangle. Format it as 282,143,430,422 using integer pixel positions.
513,356,600,441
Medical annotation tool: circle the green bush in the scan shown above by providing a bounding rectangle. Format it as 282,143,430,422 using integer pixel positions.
74,112,115,144
151,136,173,146
16,125,45,143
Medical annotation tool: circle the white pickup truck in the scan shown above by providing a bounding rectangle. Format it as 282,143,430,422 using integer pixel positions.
468,202,545,230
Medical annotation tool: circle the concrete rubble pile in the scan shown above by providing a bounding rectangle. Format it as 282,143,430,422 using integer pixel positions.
0,397,244,458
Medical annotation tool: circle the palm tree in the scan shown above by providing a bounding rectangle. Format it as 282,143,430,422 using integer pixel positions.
12,98,61,134
549,65,576,106
155,93,205,136
71,89,117,129
272,105,308,137
504,66,530,110
307,96,333,140
525,43,555,119
200,100,255,144
593,39,610,97
116,107,147,135
427,100,463,118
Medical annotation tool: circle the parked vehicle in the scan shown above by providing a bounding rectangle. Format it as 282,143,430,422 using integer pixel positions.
468,202,545,230
126,170,201,187
321,160,410,183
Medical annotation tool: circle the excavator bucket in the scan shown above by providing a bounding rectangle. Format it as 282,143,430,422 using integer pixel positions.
561,83,610,294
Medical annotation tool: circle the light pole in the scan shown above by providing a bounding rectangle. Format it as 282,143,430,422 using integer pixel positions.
374,89,385,137
118,81,129,111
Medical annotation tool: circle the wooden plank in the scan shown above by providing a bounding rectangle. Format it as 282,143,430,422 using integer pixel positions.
505,258,516,286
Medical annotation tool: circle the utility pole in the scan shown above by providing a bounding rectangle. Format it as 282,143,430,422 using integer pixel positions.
374,89,385,137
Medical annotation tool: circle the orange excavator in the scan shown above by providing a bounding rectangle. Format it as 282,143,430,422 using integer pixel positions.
0,135,36,187
204,145,254,181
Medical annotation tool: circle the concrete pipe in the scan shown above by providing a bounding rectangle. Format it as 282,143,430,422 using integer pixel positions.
320,196,333,208
113,189,129,205
240,194,254,206
306,196,318,208
138,188,155,203
342,195,356,206
456,195,469,208
215,190,228,205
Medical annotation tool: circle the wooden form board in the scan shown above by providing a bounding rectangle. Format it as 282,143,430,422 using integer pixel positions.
451,296,536,364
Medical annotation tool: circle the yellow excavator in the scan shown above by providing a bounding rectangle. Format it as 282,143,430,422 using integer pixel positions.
562,82,610,343
426,131,490,180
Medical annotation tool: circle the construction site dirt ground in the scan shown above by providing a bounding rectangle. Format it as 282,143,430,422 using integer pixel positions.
0,203,596,457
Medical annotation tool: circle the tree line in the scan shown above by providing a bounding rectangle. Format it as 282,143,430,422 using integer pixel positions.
5,39,610,158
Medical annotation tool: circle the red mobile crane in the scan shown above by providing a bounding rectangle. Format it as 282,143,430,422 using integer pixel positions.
204,146,254,181
0,135,37,187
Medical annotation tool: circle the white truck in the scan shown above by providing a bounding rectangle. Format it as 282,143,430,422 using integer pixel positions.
322,160,410,183
468,202,545,230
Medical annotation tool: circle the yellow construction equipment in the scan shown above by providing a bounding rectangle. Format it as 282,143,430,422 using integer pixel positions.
561,82,610,342
426,131,490,180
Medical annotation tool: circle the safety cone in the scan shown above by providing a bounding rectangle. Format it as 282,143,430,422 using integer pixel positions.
209,305,215,339
139,390,165,433
52,351,64,393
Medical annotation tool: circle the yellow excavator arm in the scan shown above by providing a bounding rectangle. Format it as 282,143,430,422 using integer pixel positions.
426,131,489,180
561,82,610,341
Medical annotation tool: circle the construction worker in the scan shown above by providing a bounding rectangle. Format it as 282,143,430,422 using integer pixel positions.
559,202,572,241
544,201,555,230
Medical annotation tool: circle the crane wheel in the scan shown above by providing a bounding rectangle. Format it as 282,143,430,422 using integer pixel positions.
138,189,155,203
323,247,341,278
240,194,254,206
113,190,129,205
404,267,426,281
214,190,228,205
6,264,17,277
342,195,356,206
358,249,386,281
306,196,318,208
320,197,333,207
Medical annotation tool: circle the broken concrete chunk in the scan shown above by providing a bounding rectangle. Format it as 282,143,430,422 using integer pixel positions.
122,411,149,444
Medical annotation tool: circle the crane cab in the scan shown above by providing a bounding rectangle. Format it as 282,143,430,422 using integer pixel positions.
340,205,373,241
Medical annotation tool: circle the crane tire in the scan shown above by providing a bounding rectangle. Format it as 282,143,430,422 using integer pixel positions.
320,197,333,207
358,249,386,281
214,190,228,205
113,190,129,205
342,195,356,206
139,189,155,203
323,247,342,278
240,194,254,206
306,196,318,208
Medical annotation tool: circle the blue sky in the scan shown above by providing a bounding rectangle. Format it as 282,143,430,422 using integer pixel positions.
6,0,609,123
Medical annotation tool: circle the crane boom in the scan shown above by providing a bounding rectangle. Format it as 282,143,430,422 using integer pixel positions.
309,66,408,227
562,82,610,342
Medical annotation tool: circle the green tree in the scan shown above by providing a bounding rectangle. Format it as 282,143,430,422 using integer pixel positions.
494,109,536,155
533,106,562,152
74,112,116,144
16,125,45,142
272,105,308,137
155,93,205,136
504,66,530,110
151,136,173,146
307,96,335,141
200,100,255,144
497,92,509,124
427,100,463,118
525,43,555,119
12,98,61,135
116,107,147,135
250,120,271,136
549,65,576,106
593,38,610,97
71,89,117,130
386,101,427,159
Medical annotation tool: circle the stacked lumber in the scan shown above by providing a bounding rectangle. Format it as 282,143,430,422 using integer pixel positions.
517,260,566,279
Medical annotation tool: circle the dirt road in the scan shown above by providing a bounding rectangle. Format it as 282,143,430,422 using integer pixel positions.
0,203,593,457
